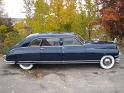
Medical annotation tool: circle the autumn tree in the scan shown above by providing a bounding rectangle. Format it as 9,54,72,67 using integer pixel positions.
78,0,97,40
0,0,4,18
94,0,124,42
23,0,35,34
0,0,5,43
24,0,49,33
0,0,15,53
14,21,27,37
23,0,34,17
49,0,77,32
0,0,13,44
24,0,97,40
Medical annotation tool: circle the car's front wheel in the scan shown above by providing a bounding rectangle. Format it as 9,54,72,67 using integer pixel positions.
100,55,115,69
19,64,34,70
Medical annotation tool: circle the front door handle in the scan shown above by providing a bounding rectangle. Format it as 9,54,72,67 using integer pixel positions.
40,48,44,50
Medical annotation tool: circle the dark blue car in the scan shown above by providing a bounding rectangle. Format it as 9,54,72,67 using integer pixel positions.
3,33,120,70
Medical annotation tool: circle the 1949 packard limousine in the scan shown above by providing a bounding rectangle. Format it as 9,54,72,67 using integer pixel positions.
3,33,120,70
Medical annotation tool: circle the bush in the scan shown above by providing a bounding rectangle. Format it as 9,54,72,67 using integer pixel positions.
2,31,23,54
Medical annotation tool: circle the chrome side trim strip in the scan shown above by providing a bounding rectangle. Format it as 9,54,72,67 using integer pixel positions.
16,60,100,64
17,60,100,62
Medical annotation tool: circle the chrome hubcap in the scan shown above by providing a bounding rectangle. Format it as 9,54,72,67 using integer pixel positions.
103,58,112,66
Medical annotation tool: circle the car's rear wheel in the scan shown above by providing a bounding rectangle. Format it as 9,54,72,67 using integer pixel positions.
100,55,115,69
19,64,33,70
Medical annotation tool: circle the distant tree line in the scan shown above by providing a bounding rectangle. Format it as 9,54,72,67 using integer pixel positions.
23,0,124,42
23,0,98,40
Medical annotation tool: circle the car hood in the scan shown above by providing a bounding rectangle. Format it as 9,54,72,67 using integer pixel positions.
87,40,115,44
84,41,117,49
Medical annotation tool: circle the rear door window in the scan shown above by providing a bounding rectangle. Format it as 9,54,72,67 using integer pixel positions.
41,38,61,46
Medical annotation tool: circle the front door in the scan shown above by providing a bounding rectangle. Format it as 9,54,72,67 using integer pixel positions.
62,37,85,62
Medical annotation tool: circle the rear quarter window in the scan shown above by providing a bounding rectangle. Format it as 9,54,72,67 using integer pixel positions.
30,39,42,47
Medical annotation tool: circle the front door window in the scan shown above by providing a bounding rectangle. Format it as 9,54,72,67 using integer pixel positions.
63,37,81,46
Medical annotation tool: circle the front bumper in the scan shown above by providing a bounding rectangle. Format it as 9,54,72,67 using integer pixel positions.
115,57,120,63
3,55,15,64
115,52,121,63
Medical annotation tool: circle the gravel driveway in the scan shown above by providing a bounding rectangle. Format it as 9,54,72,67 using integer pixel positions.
0,55,124,93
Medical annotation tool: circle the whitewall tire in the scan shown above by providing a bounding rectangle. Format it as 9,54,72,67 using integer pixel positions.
19,64,34,70
100,55,115,69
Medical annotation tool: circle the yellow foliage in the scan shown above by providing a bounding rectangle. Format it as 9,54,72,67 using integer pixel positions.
14,21,25,30
0,25,8,34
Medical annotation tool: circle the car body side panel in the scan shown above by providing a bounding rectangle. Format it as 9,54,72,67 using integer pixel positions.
6,44,119,63
63,46,86,61
83,43,119,60
84,48,119,60
84,48,104,60
6,47,41,61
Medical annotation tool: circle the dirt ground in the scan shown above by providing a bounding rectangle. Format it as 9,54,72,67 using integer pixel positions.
0,47,124,93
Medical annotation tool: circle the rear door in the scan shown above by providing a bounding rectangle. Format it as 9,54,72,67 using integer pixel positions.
40,38,63,62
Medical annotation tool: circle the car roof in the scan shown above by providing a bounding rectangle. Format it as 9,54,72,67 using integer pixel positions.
26,33,76,39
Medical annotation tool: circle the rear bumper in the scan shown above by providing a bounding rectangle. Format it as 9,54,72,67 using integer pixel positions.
3,55,15,64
